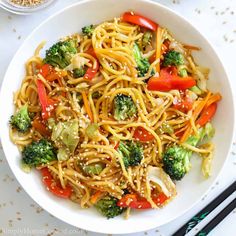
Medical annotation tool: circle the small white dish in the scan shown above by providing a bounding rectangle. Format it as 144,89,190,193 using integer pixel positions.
0,0,57,15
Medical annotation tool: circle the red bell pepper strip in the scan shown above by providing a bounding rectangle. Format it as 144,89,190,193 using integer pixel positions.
196,102,217,127
39,64,52,78
133,126,154,142
32,117,51,137
117,193,168,209
40,168,72,198
173,92,193,113
173,99,193,113
84,48,100,80
36,79,57,120
114,142,120,150
39,63,61,82
147,67,196,91
84,61,99,80
122,12,158,31
86,46,97,58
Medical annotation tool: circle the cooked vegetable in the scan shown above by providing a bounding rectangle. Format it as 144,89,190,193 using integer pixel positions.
73,68,86,78
162,125,214,180
32,117,51,137
85,123,99,139
196,102,217,127
122,12,158,31
142,31,152,49
201,143,214,178
173,97,193,113
22,139,57,167
162,50,184,67
81,91,94,121
51,119,79,154
147,166,176,197
147,67,196,91
117,140,143,168
44,39,77,69
37,79,57,120
157,122,174,135
10,104,31,132
95,196,125,218
83,59,99,80
83,163,105,176
178,68,188,77
133,42,151,77
133,126,154,142
113,94,137,120
82,24,95,37
117,192,168,209
190,85,202,95
41,167,72,198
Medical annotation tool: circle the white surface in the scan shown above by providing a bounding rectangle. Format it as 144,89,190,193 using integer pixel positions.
0,0,235,235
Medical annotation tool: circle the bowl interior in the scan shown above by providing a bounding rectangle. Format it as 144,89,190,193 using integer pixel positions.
0,0,234,234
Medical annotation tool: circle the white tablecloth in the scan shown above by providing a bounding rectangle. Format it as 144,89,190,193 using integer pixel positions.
0,0,235,235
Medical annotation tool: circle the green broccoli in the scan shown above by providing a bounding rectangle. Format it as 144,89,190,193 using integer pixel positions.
95,196,125,219
82,24,95,38
162,50,184,67
117,140,143,168
10,104,31,133
142,31,152,49
162,124,214,180
133,42,151,77
44,39,77,69
22,139,57,167
73,68,86,78
113,94,137,121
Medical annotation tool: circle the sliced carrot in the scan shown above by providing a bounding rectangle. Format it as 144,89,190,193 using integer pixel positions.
81,91,94,122
196,102,217,127
180,91,211,142
183,44,201,51
90,191,103,204
180,125,192,143
155,27,163,73
32,117,51,137
205,92,222,108
45,73,60,82
192,92,212,120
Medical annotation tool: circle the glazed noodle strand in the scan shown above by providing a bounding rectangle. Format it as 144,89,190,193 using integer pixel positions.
10,13,220,218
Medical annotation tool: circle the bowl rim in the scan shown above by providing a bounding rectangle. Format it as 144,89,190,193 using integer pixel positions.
0,0,235,234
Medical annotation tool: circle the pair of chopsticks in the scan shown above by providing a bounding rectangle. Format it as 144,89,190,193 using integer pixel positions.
172,180,236,236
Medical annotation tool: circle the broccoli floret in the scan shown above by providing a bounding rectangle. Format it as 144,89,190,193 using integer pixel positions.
44,39,77,69
162,50,184,67
95,196,125,219
82,24,95,38
162,125,213,180
133,43,151,77
22,139,57,167
113,94,137,121
73,68,86,78
142,31,152,49
118,141,143,168
10,104,31,133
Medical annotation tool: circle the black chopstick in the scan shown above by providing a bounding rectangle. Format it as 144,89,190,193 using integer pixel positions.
172,180,236,236
196,197,236,236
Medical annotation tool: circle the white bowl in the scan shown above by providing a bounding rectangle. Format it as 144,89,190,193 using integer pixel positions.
0,0,234,234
